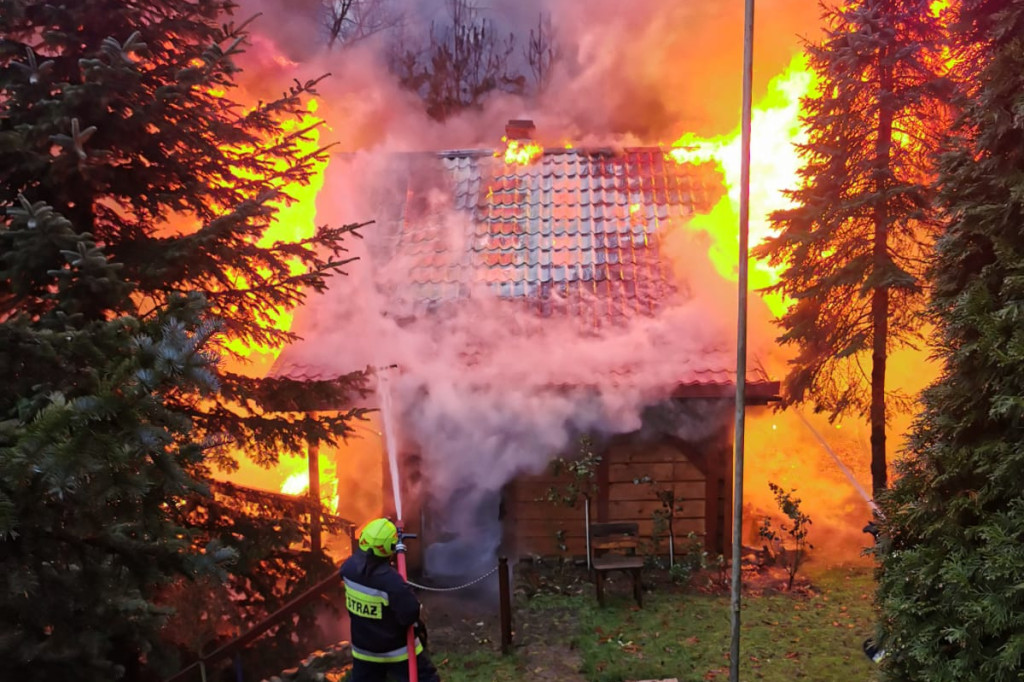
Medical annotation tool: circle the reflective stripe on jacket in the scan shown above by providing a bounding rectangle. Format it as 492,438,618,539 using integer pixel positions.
351,638,424,663
340,548,422,659
344,578,389,619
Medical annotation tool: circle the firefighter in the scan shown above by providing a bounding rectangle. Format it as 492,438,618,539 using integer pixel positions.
861,517,886,663
341,518,440,682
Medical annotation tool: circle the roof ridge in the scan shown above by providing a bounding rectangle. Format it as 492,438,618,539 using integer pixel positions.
332,146,676,160
439,146,671,157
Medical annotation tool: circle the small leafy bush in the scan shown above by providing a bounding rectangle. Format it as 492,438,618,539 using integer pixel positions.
667,532,707,585
758,482,813,590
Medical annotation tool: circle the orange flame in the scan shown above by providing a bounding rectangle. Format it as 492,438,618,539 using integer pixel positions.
221,97,330,373
203,87,340,525
281,471,309,496
664,55,889,560
274,420,387,523
278,448,341,515
498,135,543,165
668,54,817,317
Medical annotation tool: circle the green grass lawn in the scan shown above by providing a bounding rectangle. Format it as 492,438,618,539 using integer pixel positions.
435,565,880,682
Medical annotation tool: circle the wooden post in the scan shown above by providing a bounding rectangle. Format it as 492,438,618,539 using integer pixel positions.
596,445,611,522
498,556,512,655
584,496,592,571
309,442,322,556
718,475,730,558
501,482,518,561
704,438,732,557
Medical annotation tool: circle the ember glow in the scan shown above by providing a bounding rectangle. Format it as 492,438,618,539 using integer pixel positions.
669,54,817,318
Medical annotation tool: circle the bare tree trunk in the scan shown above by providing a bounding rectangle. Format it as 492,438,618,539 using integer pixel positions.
325,0,355,49
870,51,894,497
870,289,888,495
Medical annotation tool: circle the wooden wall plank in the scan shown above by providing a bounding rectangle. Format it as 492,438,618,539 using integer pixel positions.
671,482,707,499
608,461,673,483
516,519,588,537
673,460,704,480
608,480,705,502
506,428,731,559
514,503,588,521
517,535,588,557
607,499,704,520
631,518,705,539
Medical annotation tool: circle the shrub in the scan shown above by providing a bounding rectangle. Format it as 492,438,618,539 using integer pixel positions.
758,482,813,590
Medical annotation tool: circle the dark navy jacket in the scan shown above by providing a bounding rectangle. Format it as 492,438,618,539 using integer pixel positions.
340,548,422,660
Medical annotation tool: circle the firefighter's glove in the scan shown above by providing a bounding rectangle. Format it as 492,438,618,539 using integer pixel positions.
414,620,429,651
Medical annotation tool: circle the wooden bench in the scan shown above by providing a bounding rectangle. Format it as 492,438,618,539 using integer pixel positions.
590,522,644,607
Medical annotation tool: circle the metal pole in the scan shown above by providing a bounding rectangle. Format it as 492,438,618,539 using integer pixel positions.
730,1,756,680
498,556,513,655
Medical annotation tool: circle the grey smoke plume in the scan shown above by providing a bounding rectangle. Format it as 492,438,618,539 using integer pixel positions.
236,0,823,147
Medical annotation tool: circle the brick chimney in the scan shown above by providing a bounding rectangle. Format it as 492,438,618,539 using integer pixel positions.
505,119,535,140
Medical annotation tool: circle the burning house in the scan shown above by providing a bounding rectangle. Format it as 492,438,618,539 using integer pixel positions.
204,0,892,579
271,119,779,577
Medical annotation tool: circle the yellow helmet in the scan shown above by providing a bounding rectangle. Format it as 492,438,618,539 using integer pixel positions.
358,518,399,557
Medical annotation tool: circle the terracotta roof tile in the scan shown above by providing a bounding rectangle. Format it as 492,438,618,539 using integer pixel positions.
271,146,780,395
431,155,701,304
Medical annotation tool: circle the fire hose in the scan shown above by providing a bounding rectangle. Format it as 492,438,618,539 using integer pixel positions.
394,521,418,682
406,565,499,592
790,404,888,664
390,527,499,681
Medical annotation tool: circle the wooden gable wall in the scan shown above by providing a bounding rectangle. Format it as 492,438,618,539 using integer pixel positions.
504,413,734,559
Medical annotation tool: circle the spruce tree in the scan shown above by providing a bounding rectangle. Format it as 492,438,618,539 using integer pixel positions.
1,1,367,679
0,0,366,467
877,2,1024,679
0,197,229,680
754,0,943,495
